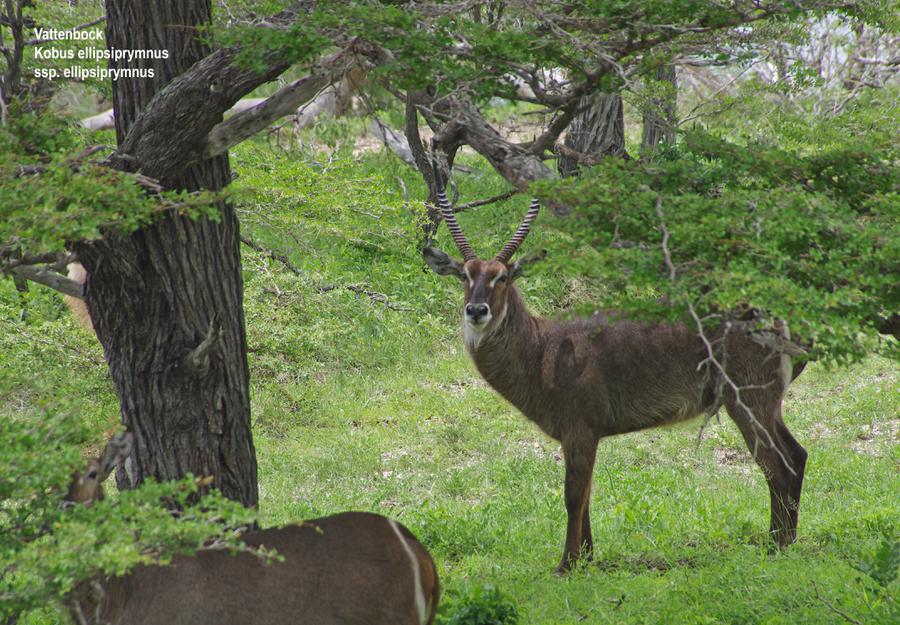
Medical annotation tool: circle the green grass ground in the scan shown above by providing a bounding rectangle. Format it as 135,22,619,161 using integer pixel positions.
1,138,897,624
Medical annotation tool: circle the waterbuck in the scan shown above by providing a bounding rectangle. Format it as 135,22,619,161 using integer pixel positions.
423,183,807,574
65,433,439,625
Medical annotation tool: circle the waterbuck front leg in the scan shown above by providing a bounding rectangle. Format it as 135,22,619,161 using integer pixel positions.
557,432,599,574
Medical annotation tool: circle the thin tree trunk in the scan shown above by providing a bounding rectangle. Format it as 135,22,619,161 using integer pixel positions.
641,64,678,156
74,0,257,507
558,92,627,177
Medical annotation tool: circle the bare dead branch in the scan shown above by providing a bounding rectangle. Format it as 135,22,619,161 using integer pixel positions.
203,39,388,159
370,117,416,167
813,583,864,625
7,319,105,367
395,176,410,208
239,234,301,276
241,233,412,312
655,196,794,475
655,196,677,281
677,58,763,127
529,94,587,156
0,248,68,267
404,92,442,237
204,73,330,159
688,303,794,474
83,98,272,132
430,93,556,188
12,144,115,178
5,264,85,298
453,189,518,212
317,283,413,312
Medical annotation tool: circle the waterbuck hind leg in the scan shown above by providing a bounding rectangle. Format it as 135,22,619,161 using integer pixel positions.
725,397,807,548
772,419,808,544
557,434,599,574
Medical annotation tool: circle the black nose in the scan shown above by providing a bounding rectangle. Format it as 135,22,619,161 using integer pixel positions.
465,303,490,321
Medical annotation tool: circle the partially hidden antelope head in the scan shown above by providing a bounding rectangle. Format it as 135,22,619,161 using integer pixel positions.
64,431,133,507
65,434,439,625
424,177,808,574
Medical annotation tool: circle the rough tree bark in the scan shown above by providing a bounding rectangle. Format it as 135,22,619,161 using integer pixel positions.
641,64,678,156
73,0,258,506
558,92,627,177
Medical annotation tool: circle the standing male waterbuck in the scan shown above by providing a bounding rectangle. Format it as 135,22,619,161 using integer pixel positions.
65,433,439,625
423,182,807,574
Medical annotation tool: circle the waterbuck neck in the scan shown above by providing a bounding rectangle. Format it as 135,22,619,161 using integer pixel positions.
466,286,543,407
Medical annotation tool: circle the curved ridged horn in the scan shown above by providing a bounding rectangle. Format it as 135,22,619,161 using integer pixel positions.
495,198,541,263
436,178,477,262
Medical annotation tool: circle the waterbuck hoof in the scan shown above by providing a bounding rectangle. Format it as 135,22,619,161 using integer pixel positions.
770,527,798,550
554,558,576,576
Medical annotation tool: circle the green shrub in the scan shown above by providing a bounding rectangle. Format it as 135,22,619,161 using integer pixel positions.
439,585,520,625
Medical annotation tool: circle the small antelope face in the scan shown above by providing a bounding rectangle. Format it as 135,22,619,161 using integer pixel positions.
64,432,133,508
65,458,106,507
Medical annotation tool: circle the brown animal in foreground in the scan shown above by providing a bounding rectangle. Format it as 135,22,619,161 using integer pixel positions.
65,433,439,625
423,182,807,574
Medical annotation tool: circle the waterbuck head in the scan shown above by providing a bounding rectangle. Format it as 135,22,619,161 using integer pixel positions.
423,180,544,347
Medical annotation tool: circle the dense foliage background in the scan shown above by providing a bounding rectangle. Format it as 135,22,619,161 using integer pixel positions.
1,1,897,623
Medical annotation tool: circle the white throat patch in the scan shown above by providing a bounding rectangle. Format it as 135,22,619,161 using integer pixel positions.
462,302,506,351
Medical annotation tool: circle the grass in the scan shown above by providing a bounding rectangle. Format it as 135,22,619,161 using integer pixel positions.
1,134,897,624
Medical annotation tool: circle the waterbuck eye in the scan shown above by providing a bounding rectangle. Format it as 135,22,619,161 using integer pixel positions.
496,274,507,284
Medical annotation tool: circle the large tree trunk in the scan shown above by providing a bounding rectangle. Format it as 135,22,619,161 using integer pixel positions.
74,0,257,506
558,92,627,177
641,64,678,156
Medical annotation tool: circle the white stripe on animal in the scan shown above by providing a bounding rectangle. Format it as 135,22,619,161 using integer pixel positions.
388,518,427,625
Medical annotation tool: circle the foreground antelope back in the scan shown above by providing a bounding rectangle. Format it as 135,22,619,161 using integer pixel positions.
67,436,439,625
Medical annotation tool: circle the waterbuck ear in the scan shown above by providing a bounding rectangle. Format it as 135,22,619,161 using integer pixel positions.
423,247,465,279
98,432,134,480
509,249,548,281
